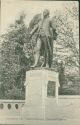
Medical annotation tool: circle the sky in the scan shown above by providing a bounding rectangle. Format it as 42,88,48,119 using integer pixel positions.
1,0,77,34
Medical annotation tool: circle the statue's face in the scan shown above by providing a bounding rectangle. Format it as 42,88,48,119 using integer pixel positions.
43,9,49,18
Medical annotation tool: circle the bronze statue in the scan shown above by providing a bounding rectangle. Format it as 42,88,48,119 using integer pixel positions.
30,9,57,68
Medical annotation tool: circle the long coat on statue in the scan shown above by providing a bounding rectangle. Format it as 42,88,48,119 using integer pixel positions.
29,14,57,67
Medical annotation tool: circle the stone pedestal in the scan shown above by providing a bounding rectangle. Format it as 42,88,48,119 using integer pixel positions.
22,69,60,120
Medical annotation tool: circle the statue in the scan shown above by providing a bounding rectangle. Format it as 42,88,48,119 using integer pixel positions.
29,9,57,68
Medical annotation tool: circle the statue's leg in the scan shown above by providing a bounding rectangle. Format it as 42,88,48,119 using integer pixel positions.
31,38,41,67
43,37,49,68
46,50,49,68
47,37,53,68
40,36,48,67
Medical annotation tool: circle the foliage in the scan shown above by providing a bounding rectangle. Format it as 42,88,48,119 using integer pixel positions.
0,13,30,99
51,2,79,77
52,2,79,94
59,84,80,95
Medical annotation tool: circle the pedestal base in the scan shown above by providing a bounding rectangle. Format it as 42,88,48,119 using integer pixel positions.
22,69,59,120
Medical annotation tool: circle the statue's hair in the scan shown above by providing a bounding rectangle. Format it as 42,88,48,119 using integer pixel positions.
43,9,50,16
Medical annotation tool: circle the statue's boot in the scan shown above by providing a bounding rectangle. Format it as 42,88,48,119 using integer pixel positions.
46,63,49,68
30,64,37,68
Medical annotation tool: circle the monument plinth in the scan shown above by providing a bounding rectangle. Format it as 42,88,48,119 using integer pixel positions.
22,69,60,120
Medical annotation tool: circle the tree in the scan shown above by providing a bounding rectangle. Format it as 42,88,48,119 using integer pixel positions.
0,12,30,99
51,2,79,77
64,1,79,76
51,1,79,94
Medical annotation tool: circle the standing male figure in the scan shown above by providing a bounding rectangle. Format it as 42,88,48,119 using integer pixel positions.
30,9,57,68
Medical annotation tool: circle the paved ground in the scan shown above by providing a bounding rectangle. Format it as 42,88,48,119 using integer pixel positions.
0,97,80,125
0,119,80,125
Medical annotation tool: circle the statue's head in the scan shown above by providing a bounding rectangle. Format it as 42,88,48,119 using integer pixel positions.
43,9,50,18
